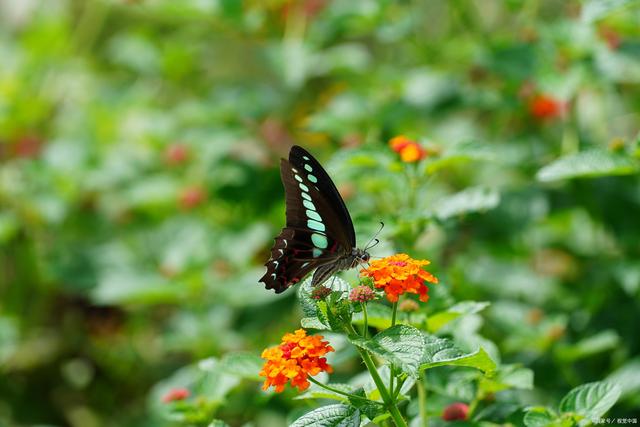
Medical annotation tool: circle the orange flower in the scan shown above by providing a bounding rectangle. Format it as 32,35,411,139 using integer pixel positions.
360,253,438,303
388,136,427,162
259,329,334,393
529,94,567,120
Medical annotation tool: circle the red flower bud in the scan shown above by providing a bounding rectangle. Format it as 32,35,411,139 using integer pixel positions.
442,402,469,421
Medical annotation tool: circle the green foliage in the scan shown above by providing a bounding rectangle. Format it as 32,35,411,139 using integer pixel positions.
349,325,426,378
1,0,639,425
524,381,622,427
289,404,360,427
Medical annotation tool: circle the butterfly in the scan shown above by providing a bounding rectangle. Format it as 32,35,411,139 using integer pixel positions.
260,145,370,293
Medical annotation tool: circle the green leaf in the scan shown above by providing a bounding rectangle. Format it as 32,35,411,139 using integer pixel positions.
427,301,491,333
207,420,230,427
219,352,263,381
536,150,639,182
420,334,497,375
581,0,640,23
606,357,640,398
434,187,500,220
298,276,351,330
290,404,360,427
524,407,558,427
348,389,386,421
352,303,394,329
556,330,620,362
426,141,502,173
480,364,534,394
559,381,621,421
349,325,425,378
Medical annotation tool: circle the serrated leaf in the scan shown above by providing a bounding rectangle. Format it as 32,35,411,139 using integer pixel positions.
420,334,496,375
298,276,352,330
524,407,557,427
219,352,263,381
298,277,330,331
536,150,639,182
290,404,360,427
581,0,639,23
349,325,425,378
434,187,500,220
559,381,621,421
427,301,491,333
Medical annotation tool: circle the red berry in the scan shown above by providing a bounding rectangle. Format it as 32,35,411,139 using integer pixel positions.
442,402,469,421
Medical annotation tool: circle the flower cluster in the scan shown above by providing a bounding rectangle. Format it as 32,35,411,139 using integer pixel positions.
389,135,427,162
360,253,438,303
349,285,376,303
260,329,334,393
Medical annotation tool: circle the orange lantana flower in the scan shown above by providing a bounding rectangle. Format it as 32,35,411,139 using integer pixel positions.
389,136,427,162
529,94,567,120
360,253,438,303
259,329,334,393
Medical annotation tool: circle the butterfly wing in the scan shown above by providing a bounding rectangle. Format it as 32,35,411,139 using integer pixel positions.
260,146,356,293
288,145,356,247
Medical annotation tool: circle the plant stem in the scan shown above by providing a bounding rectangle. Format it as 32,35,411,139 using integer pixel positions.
307,377,373,403
362,302,369,339
393,376,407,399
389,301,398,396
418,373,428,427
346,323,407,427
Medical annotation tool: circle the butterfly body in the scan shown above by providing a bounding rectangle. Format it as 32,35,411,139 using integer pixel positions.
260,146,369,293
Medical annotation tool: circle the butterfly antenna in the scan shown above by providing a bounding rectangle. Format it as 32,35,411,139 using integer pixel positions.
364,221,385,251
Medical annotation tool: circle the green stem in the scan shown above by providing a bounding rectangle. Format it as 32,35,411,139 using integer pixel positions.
307,377,373,403
346,324,407,427
389,302,398,396
362,302,369,339
417,375,428,427
393,376,407,399
467,396,479,418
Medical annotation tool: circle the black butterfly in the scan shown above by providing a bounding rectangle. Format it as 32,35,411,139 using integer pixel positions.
260,145,370,293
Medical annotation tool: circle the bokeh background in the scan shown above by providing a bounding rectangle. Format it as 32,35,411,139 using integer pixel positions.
1,0,640,426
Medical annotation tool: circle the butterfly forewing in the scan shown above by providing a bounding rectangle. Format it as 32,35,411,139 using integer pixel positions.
288,146,356,247
260,146,359,293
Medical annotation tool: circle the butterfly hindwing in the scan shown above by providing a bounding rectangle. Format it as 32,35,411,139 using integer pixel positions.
260,227,338,292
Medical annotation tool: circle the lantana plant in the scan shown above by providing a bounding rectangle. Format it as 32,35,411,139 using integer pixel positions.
256,253,490,427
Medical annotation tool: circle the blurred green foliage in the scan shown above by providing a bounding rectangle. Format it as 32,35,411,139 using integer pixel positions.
1,0,640,425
